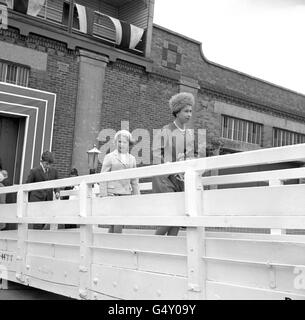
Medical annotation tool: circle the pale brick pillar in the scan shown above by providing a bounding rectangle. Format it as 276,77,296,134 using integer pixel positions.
72,50,109,175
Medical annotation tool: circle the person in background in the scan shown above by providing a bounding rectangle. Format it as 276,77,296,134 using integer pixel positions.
99,130,139,233
26,151,60,229
62,168,79,200
152,92,197,236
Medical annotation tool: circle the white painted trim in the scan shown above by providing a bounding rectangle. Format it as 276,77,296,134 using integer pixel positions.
49,93,56,151
202,167,305,186
0,100,39,169
0,110,29,184
31,104,39,168
0,90,49,161
20,115,29,184
0,88,56,154
13,120,20,183
0,82,56,97
0,87,56,171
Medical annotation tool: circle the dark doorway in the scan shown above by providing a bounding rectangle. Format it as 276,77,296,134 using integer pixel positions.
0,114,25,185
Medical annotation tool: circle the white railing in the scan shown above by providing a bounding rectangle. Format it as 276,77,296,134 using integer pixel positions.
1,143,305,299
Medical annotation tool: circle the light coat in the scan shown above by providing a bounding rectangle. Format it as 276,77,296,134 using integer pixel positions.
99,150,139,196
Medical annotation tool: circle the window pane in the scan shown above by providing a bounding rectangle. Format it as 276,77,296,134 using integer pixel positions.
0,62,6,81
6,64,17,84
0,61,29,87
272,128,305,147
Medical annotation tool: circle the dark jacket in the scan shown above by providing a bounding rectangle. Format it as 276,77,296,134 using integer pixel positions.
26,165,59,202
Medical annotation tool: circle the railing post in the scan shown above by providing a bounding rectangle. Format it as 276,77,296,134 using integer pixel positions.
269,179,286,235
16,187,28,285
184,168,206,300
78,181,93,300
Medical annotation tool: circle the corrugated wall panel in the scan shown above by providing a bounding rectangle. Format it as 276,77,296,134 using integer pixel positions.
118,0,148,28
76,0,118,17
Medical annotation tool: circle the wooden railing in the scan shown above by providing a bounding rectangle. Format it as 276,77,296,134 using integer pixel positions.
1,144,305,299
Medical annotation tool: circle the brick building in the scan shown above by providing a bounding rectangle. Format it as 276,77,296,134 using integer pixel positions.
0,0,305,184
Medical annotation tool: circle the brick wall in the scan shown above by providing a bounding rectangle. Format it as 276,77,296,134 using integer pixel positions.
0,28,79,179
151,25,305,149
101,60,179,165
29,50,79,179
152,25,305,115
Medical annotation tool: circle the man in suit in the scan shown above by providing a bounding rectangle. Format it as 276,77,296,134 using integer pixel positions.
26,151,60,229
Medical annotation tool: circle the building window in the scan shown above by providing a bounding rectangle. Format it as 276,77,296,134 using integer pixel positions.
221,115,262,145
37,0,63,23
273,128,305,147
0,61,29,87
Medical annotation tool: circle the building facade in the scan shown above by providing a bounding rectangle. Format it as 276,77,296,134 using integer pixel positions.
0,0,305,184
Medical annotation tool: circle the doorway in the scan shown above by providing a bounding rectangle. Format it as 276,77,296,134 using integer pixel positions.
0,114,25,185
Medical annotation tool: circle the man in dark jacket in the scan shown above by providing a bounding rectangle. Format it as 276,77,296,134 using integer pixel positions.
26,151,60,202
26,151,60,229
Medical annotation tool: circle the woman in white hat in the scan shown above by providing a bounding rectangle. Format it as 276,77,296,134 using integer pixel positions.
99,130,139,233
152,92,197,236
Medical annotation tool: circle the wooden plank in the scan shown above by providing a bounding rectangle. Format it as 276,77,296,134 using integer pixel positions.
27,242,55,258
186,228,205,299
202,167,305,186
203,185,305,216
92,248,139,270
54,245,79,262
0,204,17,219
59,181,153,198
26,255,79,286
206,281,305,300
198,216,305,229
184,169,205,299
93,233,187,255
90,264,188,300
269,179,286,235
27,200,80,218
92,247,187,277
78,181,93,300
205,239,305,265
205,259,305,294
205,232,305,243
203,143,305,171
137,251,187,277
4,215,305,229
27,230,80,245
92,193,185,217
16,188,28,285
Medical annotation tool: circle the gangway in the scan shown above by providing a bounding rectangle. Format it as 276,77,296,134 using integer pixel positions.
1,144,305,299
